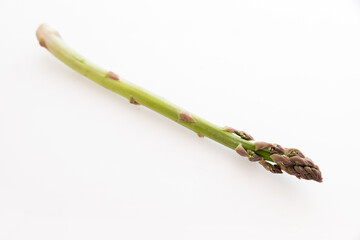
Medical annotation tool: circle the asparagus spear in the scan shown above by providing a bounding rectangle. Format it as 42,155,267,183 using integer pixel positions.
36,24,322,182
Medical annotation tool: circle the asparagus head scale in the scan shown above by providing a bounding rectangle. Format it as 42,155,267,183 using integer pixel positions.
36,24,322,182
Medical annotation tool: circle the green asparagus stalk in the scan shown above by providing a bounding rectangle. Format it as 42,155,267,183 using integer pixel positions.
36,24,322,182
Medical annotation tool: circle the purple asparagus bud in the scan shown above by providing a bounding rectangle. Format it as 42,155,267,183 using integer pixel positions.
282,166,298,176
106,71,120,81
247,150,263,162
259,160,283,174
285,148,305,158
270,154,322,182
255,142,275,151
269,144,285,154
255,142,285,154
178,112,196,123
234,140,321,181
270,154,294,167
224,127,254,141
234,130,254,141
290,156,308,166
223,126,237,133
235,144,249,157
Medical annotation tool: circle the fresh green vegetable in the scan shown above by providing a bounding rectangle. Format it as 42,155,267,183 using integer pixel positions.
36,24,322,182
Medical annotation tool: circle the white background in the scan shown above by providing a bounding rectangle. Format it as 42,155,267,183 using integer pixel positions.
1,0,360,239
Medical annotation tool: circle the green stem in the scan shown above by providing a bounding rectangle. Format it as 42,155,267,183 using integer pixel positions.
36,24,272,161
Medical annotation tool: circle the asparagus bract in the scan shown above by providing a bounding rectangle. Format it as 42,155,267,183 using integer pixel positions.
36,24,322,182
